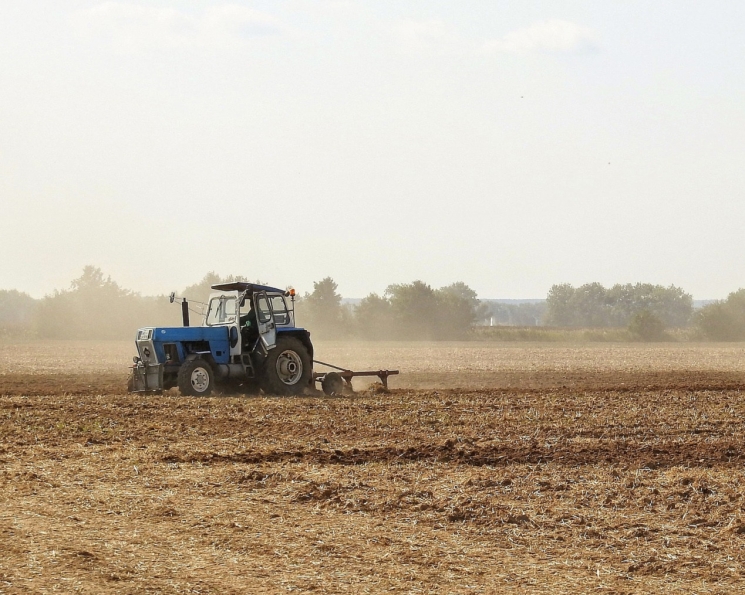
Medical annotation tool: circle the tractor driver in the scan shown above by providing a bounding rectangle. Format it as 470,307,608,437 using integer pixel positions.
239,296,258,347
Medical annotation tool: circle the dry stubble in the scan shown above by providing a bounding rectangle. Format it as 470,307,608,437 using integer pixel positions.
1,341,745,593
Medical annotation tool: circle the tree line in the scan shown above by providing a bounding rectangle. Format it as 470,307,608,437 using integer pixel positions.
543,282,745,340
544,282,693,340
1,267,744,341
0,268,486,341
296,278,487,340
0,267,181,340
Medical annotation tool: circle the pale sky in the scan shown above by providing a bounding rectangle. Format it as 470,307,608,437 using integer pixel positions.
2,1,744,299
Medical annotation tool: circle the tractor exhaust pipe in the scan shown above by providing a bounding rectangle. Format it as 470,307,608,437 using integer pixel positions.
169,292,191,327
181,299,190,327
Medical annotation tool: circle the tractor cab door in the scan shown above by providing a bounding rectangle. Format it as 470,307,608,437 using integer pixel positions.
254,291,277,350
206,292,242,357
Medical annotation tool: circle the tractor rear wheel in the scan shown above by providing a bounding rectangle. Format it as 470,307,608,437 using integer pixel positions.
177,359,214,396
259,336,312,396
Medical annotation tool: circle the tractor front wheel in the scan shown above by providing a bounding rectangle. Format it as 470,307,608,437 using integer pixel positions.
177,359,214,396
259,336,312,396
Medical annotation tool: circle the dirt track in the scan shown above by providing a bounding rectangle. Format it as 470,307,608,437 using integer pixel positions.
2,341,745,593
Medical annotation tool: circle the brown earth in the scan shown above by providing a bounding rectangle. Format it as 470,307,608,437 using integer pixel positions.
1,341,745,593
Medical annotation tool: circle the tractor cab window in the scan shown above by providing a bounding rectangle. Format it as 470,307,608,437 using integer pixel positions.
205,296,237,326
255,293,273,323
269,295,290,325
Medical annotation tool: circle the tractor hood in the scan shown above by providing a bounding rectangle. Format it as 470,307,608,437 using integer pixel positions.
135,326,231,366
149,326,229,342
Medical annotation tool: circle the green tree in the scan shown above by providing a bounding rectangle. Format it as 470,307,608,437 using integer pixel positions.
607,283,692,327
653,284,693,327
355,293,393,340
385,280,440,340
545,283,577,326
300,277,345,339
573,283,612,326
546,282,692,328
355,280,485,340
435,282,486,339
546,283,609,327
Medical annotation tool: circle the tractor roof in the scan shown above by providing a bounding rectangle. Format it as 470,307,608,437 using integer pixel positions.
210,282,287,295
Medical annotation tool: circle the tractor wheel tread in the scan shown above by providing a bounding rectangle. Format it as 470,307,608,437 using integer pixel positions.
177,359,214,396
259,336,312,396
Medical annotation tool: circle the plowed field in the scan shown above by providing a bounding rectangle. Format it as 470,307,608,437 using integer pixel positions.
1,341,745,593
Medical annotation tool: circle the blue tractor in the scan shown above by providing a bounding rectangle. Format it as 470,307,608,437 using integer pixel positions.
129,282,314,396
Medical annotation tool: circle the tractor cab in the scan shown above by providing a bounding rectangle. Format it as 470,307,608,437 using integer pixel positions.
203,283,297,355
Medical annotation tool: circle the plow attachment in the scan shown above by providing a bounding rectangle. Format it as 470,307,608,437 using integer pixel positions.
312,360,399,396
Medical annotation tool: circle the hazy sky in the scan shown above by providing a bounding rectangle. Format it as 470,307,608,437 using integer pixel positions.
2,1,744,299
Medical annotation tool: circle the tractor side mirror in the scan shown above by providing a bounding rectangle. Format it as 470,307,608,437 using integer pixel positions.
169,292,176,304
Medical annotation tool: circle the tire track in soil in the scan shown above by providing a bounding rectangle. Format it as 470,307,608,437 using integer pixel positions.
162,439,745,469
1,370,743,396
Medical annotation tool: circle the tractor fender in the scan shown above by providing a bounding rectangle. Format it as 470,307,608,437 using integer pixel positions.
277,330,314,361
183,352,227,381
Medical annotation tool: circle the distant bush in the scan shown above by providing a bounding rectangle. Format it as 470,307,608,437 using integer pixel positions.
628,310,666,341
695,289,745,340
